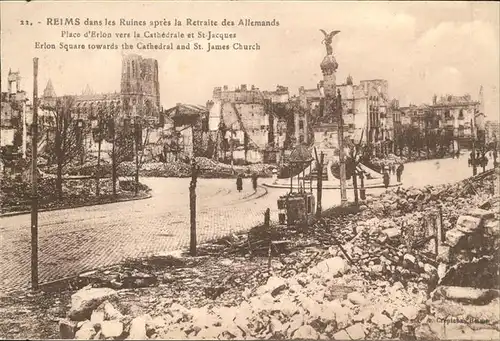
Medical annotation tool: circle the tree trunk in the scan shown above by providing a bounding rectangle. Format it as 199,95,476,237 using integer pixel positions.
315,152,324,218
112,135,117,196
56,159,63,201
96,138,102,196
55,128,63,201
134,135,139,196
352,168,359,205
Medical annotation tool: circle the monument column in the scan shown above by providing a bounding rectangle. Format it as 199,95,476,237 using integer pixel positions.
319,29,347,205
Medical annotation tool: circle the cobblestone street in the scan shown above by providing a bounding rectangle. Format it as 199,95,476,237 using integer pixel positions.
0,154,493,293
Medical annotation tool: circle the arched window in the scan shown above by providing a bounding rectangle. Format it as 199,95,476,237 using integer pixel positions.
458,109,464,120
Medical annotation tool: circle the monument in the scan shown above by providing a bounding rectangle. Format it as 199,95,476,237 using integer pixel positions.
319,29,347,205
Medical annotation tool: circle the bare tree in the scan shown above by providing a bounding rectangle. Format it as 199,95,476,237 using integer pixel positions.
42,96,82,200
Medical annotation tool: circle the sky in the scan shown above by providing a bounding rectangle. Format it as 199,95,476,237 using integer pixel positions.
1,1,499,121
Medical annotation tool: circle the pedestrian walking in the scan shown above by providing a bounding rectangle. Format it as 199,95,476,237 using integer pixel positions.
383,170,390,189
251,173,258,191
396,163,404,182
236,174,243,192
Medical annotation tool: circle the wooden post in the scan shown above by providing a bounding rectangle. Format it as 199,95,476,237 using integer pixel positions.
267,242,273,269
189,159,199,256
439,206,445,243
471,119,477,176
314,149,324,218
264,208,270,228
31,57,39,290
352,168,359,205
433,217,438,255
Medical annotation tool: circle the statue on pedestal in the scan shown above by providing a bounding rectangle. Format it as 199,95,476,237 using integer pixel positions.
320,29,340,55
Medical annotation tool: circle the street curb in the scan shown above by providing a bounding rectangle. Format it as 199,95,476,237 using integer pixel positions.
262,182,402,190
0,193,153,218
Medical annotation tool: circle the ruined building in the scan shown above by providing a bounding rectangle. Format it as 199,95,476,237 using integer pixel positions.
206,84,291,163
1,70,30,157
300,76,391,148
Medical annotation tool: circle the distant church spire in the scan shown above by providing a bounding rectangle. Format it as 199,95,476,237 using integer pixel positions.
82,84,93,95
43,79,56,98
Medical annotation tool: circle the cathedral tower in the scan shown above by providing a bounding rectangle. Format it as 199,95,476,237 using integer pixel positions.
120,54,160,117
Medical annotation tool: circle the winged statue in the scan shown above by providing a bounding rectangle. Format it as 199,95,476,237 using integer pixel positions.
320,29,340,55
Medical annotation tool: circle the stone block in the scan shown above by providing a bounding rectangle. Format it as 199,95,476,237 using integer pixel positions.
445,228,466,248
74,321,96,340
59,318,77,339
347,292,367,306
467,208,495,220
68,286,117,321
484,219,500,237
381,227,401,239
292,325,318,340
431,286,500,305
126,315,149,340
332,329,351,340
346,323,366,340
455,215,482,234
308,256,347,278
100,320,123,338
371,313,392,328
436,245,451,263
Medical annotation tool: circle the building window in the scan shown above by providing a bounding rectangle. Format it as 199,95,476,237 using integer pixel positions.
299,120,304,129
458,109,464,120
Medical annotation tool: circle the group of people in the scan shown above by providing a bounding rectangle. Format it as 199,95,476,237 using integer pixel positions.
468,151,490,169
236,173,259,192
382,163,405,188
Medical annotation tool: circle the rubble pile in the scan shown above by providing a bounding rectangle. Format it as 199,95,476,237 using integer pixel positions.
194,157,273,178
55,168,498,340
60,200,499,340
120,161,191,178
198,225,290,257
370,154,407,171
1,175,124,213
59,256,439,341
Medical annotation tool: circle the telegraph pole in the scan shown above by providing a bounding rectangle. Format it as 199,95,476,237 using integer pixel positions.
336,89,348,206
31,58,39,290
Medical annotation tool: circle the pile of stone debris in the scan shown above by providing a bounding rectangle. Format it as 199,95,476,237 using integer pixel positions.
59,252,499,340
57,169,499,340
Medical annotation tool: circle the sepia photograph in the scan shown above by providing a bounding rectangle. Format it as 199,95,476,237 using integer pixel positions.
0,0,499,340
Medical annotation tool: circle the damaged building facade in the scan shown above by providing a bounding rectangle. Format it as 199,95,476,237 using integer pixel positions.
396,92,483,151
205,84,291,164
299,76,392,151
1,70,31,163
